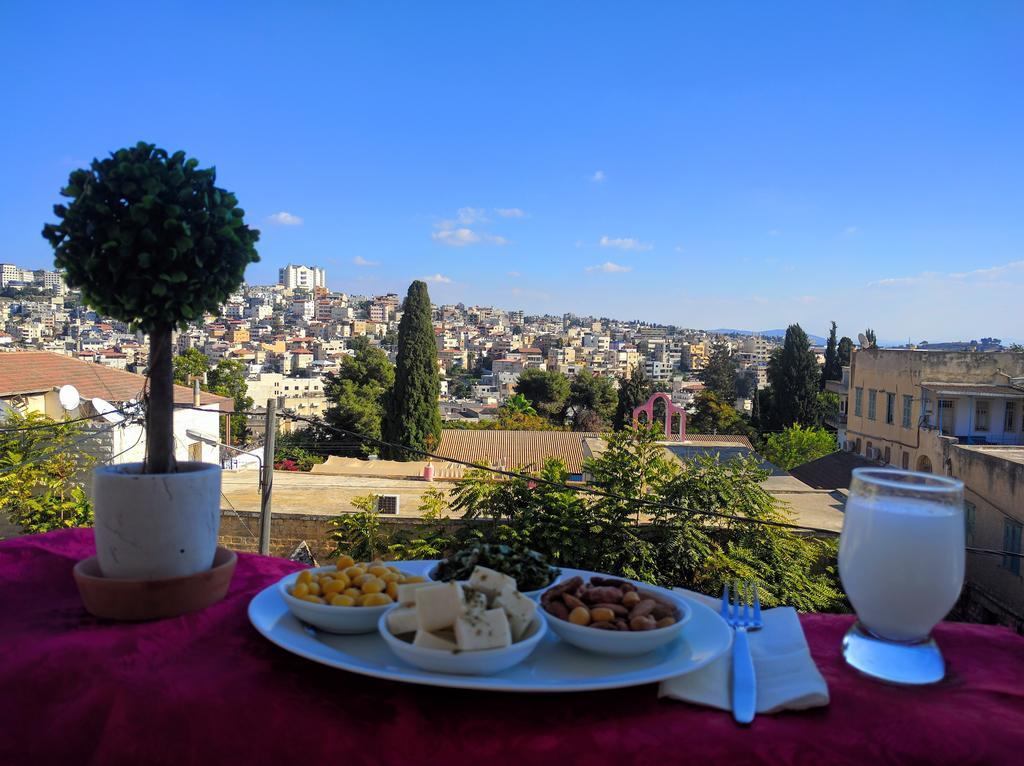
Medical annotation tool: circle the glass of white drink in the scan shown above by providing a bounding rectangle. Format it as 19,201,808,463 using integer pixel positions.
839,468,965,684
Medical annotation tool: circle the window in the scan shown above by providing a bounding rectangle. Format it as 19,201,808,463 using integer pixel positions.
901,451,909,470
883,445,891,463
975,400,990,432
903,395,913,428
854,387,863,417
867,389,877,420
1002,520,1022,576
938,399,955,435
886,393,896,424
1006,402,1018,432
964,502,976,546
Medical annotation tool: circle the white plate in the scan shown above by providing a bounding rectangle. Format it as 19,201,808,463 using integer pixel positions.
248,562,733,693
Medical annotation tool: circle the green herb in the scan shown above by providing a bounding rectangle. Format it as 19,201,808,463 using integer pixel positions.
433,544,559,592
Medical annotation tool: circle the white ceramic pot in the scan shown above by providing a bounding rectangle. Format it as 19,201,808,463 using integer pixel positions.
92,461,222,580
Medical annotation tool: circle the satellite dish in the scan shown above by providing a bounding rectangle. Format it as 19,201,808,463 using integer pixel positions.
857,333,868,348
58,384,81,411
91,397,124,424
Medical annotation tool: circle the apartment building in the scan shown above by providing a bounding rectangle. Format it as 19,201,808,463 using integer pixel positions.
279,264,327,291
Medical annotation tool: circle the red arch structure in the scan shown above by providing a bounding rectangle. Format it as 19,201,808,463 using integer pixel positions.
632,392,686,441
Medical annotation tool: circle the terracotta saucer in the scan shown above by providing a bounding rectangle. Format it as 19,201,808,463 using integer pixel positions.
73,547,237,621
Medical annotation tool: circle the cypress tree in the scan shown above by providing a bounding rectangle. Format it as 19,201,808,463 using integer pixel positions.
701,340,737,402
767,324,820,426
383,281,441,459
837,336,853,368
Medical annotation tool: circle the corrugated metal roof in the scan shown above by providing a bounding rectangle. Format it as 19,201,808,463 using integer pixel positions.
921,382,1024,398
435,430,600,474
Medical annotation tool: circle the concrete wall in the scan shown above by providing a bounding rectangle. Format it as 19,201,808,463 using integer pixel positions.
950,445,1024,631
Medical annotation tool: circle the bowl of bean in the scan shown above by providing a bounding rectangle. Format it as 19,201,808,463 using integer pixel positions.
540,575,692,657
278,556,426,635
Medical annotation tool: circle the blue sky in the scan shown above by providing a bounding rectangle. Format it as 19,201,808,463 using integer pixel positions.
2,1,1022,342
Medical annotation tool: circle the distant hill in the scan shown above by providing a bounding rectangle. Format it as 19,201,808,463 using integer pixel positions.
711,328,828,345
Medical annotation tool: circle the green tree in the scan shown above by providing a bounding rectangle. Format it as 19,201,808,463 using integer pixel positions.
0,412,95,533
328,494,392,561
42,142,259,473
814,391,841,427
324,345,395,454
383,281,441,460
821,321,841,388
566,369,618,430
767,324,821,427
500,393,536,417
612,366,654,430
701,340,737,401
206,359,253,443
688,391,753,436
837,336,854,368
173,347,209,385
515,368,570,423
762,424,837,470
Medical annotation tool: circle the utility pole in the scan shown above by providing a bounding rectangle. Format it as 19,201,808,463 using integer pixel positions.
259,398,276,555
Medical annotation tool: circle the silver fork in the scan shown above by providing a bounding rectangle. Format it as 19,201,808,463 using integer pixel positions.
721,579,764,725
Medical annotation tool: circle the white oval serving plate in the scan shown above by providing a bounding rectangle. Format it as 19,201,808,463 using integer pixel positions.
249,562,732,693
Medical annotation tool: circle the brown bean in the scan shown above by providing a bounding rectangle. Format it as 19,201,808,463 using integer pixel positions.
590,607,616,623
621,590,641,608
562,592,586,610
613,618,629,631
544,601,569,620
620,582,638,592
655,616,677,629
630,615,657,631
582,586,623,605
590,576,627,588
629,599,657,620
593,602,628,617
541,576,582,604
588,621,616,630
651,603,675,620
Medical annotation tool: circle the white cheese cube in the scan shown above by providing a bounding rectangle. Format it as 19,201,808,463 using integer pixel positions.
413,628,457,651
386,606,418,635
395,581,431,607
414,581,464,632
493,585,537,642
454,607,512,651
468,566,517,600
463,587,488,618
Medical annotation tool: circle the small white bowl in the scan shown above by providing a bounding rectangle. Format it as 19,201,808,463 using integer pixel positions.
543,585,692,657
278,566,405,635
378,611,548,675
427,563,562,600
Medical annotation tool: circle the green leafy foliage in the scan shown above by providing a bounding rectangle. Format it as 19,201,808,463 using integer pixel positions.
612,366,654,430
42,142,259,333
432,543,560,591
566,369,618,430
762,424,837,471
766,324,821,427
821,321,841,387
0,412,95,534
500,393,536,417
701,340,737,401
173,347,209,385
327,494,391,562
688,391,755,437
206,359,253,443
273,445,325,472
837,336,854,367
515,368,570,423
324,345,395,454
383,281,442,459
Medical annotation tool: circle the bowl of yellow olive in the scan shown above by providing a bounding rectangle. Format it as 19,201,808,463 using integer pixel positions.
279,555,426,634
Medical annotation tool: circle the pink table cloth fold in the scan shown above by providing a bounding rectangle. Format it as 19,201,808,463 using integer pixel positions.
2,528,1023,766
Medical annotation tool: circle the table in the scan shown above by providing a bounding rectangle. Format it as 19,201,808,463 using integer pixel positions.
2,529,1023,766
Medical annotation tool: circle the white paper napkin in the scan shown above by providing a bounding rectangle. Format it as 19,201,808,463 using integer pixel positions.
658,588,830,713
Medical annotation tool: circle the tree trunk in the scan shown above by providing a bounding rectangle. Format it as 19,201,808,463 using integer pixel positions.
146,325,176,474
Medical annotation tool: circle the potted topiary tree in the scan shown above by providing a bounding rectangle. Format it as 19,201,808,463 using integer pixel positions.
43,142,259,581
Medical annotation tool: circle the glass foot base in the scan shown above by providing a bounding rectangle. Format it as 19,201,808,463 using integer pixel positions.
842,622,945,685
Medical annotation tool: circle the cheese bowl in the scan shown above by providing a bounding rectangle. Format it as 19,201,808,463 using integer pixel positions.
543,586,692,657
278,567,401,635
378,610,547,675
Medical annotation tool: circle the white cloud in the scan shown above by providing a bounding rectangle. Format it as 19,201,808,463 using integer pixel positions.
421,273,452,284
841,226,859,237
507,270,521,277
586,261,632,273
599,235,653,252
266,211,303,226
495,208,526,218
353,256,379,267
433,227,481,246
591,170,606,183
456,207,487,225
868,260,1024,289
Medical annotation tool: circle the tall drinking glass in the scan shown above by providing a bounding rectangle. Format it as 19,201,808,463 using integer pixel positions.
839,468,964,684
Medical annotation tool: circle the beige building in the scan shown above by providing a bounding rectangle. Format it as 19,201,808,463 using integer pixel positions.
845,348,1024,631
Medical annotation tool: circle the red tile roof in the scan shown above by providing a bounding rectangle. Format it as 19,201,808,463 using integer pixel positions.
0,351,230,407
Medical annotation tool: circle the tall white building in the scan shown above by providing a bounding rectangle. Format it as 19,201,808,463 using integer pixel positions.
278,264,326,291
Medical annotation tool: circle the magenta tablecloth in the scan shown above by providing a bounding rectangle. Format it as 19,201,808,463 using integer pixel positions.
2,529,1023,766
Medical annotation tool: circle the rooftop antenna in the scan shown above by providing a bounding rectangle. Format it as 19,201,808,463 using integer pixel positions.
57,384,81,413
91,397,125,424
857,332,868,349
